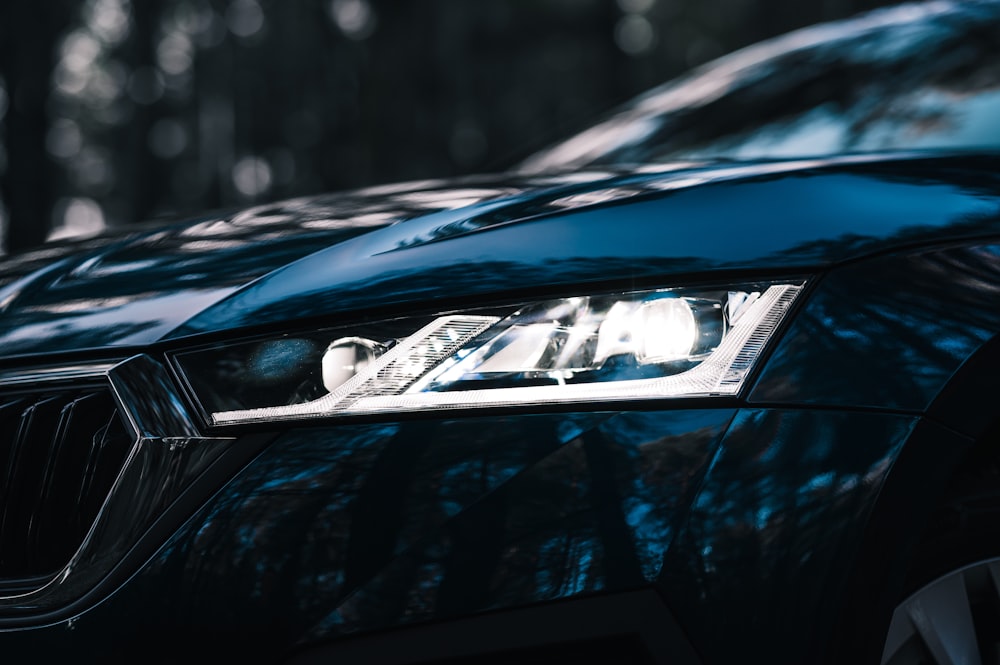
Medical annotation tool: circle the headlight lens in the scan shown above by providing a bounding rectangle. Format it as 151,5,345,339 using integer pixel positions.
174,281,802,425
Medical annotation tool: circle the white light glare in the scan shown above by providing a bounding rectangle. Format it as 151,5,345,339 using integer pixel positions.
637,297,697,362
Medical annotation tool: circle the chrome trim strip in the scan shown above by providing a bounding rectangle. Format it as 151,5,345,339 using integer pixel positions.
0,363,120,387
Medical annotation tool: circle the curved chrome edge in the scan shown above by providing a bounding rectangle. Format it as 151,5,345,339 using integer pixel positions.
107,354,203,439
0,354,234,618
0,362,121,387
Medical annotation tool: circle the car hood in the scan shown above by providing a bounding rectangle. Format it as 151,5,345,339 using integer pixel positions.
0,153,998,360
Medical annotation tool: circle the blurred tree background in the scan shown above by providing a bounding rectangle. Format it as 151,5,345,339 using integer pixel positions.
0,0,902,254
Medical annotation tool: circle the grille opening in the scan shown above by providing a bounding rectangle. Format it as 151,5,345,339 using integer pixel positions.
0,388,134,584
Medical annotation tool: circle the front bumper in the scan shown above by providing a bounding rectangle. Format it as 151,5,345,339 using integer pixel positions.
1,402,940,664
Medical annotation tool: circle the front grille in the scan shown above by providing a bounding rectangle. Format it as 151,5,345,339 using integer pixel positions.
0,387,133,582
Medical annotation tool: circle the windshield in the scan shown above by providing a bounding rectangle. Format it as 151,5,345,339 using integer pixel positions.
519,0,1000,173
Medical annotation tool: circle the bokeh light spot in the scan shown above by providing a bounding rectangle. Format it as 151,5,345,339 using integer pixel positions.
226,0,265,38
233,156,273,197
87,0,132,45
157,33,194,75
615,14,657,55
53,64,88,98
87,64,126,105
49,198,106,241
46,120,83,160
329,0,377,40
60,31,102,74
72,147,115,192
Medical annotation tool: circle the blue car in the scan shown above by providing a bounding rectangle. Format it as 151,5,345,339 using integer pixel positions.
2,1,1000,663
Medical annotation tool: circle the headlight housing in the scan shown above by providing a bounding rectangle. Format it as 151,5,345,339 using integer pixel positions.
174,281,803,425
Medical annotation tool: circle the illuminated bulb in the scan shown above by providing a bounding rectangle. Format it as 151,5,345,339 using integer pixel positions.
637,298,696,362
322,337,386,392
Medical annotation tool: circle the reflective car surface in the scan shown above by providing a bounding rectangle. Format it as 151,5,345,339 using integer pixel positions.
2,2,1000,664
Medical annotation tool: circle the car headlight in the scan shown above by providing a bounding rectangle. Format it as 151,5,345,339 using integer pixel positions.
173,281,803,425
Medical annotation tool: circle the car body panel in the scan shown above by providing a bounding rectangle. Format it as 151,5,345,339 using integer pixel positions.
0,155,997,361
658,409,961,664
172,156,1000,338
2,408,732,661
0,404,932,664
750,241,1000,416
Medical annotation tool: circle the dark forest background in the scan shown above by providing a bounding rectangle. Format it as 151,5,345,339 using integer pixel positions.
0,0,902,254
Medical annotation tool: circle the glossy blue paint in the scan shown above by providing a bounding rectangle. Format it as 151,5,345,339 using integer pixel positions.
1,405,938,664
173,156,1000,338
751,242,1000,413
0,155,997,359
2,408,734,661
660,408,922,664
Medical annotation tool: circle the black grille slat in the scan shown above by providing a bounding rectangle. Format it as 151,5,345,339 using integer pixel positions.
0,399,28,576
0,397,63,574
0,389,133,582
76,418,114,526
0,399,28,508
27,399,78,562
74,410,133,536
